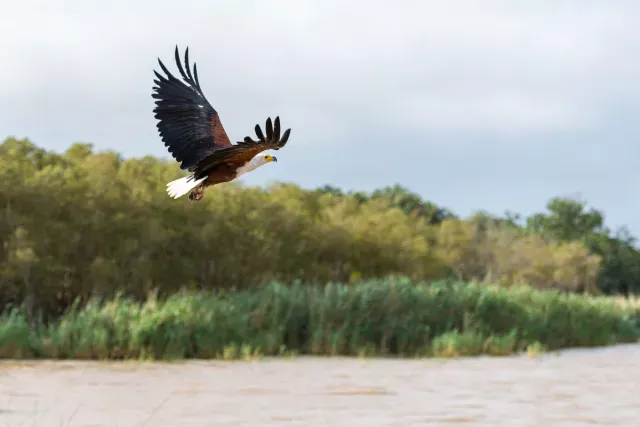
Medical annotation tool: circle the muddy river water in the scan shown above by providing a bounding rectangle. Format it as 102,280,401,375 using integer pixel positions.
1,344,639,426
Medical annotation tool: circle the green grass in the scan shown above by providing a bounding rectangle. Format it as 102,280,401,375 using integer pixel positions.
0,278,638,360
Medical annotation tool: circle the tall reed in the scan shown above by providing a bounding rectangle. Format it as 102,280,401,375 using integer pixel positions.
0,279,638,360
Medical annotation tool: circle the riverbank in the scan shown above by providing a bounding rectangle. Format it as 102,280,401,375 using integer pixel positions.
1,279,638,360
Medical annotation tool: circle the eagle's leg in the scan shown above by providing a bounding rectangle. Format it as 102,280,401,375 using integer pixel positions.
189,184,205,201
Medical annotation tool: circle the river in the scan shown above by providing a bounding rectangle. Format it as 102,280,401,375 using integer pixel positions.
1,344,639,426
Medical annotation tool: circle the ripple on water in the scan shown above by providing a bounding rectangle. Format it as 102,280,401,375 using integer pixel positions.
0,344,638,427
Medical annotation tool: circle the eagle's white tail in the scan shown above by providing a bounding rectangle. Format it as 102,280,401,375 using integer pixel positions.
166,175,207,199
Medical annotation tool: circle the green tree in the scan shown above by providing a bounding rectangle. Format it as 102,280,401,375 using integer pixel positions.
526,197,640,295
526,197,604,241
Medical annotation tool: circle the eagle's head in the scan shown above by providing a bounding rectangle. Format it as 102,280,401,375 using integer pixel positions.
258,153,278,164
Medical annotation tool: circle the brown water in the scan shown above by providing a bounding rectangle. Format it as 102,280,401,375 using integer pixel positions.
1,344,639,427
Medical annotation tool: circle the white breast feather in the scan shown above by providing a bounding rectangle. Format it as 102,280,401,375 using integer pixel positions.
234,160,259,178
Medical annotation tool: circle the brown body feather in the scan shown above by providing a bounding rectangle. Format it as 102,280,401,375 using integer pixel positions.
151,46,291,201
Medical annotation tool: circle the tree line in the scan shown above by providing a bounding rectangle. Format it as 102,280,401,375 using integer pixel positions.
1,137,639,320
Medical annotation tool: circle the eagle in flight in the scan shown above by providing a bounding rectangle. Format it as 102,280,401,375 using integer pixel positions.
152,46,291,201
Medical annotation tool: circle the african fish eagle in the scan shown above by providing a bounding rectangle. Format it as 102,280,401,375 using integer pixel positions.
151,46,291,201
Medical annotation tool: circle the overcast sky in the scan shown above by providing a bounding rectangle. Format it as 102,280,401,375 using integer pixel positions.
1,0,639,234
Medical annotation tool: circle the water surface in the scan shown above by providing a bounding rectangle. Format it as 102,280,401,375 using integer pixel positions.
1,344,639,426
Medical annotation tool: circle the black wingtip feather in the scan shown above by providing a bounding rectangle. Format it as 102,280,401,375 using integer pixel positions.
193,63,200,89
265,117,273,140
255,124,265,141
174,46,186,81
184,47,194,81
156,59,174,82
273,117,281,141
280,128,291,145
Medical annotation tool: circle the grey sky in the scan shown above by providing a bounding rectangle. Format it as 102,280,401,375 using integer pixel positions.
1,0,639,233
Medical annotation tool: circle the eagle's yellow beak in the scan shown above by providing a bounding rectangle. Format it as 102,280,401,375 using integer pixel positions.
268,155,277,162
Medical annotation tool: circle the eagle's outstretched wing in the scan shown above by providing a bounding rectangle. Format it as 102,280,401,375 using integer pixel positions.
152,46,232,171
193,116,291,177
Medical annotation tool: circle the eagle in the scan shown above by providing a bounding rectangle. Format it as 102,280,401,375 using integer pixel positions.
151,46,291,201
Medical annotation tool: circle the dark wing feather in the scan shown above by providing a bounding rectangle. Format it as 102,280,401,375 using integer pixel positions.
152,45,232,171
193,116,292,178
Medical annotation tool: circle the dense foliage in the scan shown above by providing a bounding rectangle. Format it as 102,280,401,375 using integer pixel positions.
1,279,638,360
1,137,640,323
